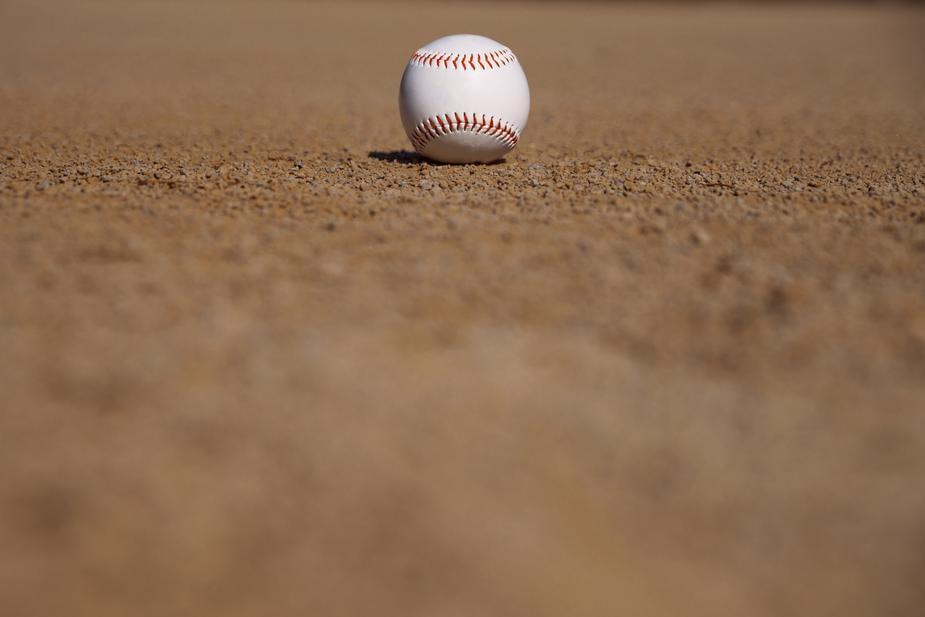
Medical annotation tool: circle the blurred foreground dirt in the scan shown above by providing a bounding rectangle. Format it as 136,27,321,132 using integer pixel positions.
1,1,925,616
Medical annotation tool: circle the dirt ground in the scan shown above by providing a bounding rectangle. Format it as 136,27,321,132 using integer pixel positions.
1,1,924,616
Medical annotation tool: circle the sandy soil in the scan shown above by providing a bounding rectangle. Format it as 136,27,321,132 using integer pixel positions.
1,1,924,616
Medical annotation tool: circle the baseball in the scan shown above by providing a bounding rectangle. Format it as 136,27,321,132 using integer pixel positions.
399,34,530,164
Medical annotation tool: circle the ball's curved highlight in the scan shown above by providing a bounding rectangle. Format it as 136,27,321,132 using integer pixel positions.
399,34,530,164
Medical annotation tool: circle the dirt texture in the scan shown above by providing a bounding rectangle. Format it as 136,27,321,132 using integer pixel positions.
1,1,925,616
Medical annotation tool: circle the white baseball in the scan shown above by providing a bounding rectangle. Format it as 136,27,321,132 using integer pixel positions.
399,34,530,164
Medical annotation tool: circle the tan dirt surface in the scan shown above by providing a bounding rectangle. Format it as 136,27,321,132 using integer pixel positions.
2,1,925,616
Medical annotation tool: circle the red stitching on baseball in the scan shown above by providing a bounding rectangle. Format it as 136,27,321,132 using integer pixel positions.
409,113,521,154
410,47,518,71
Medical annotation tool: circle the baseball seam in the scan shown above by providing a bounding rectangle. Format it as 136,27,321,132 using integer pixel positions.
409,113,520,153
409,49,518,71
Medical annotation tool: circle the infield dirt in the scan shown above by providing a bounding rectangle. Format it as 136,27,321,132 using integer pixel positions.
2,1,924,616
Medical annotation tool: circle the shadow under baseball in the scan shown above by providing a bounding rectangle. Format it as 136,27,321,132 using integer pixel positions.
367,151,507,166
367,150,432,165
